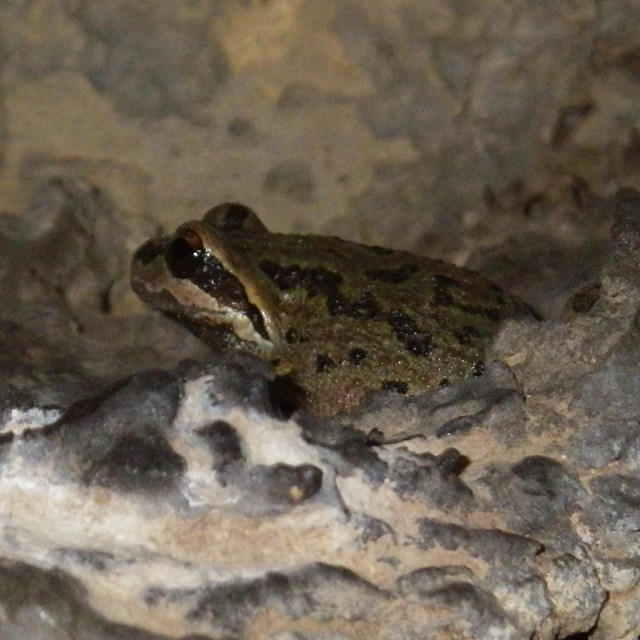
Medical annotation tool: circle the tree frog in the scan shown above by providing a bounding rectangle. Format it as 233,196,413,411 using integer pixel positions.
131,203,531,416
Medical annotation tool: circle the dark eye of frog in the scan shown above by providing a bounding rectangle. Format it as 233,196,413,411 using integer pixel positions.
165,229,205,279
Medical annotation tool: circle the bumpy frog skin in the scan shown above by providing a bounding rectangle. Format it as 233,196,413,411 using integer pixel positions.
131,203,531,416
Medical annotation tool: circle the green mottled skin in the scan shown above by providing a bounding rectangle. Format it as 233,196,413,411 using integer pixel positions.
131,203,531,416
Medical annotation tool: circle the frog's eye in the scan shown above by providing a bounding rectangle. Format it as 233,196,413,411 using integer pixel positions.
165,229,204,278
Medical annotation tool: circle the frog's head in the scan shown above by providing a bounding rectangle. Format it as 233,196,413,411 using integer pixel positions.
131,204,283,357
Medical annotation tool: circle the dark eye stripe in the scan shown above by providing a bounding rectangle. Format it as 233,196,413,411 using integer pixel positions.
165,243,270,342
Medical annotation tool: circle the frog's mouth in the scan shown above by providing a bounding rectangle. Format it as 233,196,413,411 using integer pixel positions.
163,310,274,356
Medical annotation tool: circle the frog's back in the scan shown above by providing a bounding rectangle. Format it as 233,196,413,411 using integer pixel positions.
133,203,532,416
226,227,530,415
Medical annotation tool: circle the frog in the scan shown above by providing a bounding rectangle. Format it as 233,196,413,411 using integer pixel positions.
131,203,532,417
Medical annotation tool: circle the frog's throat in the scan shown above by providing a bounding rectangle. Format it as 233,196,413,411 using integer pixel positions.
166,311,276,359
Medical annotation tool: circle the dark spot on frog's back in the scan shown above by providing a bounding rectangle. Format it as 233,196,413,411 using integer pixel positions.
316,354,336,373
454,324,480,346
387,309,433,357
365,263,419,284
260,261,343,295
406,334,433,356
349,347,367,365
432,273,457,306
327,290,380,319
433,274,459,288
382,380,409,394
285,328,309,344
